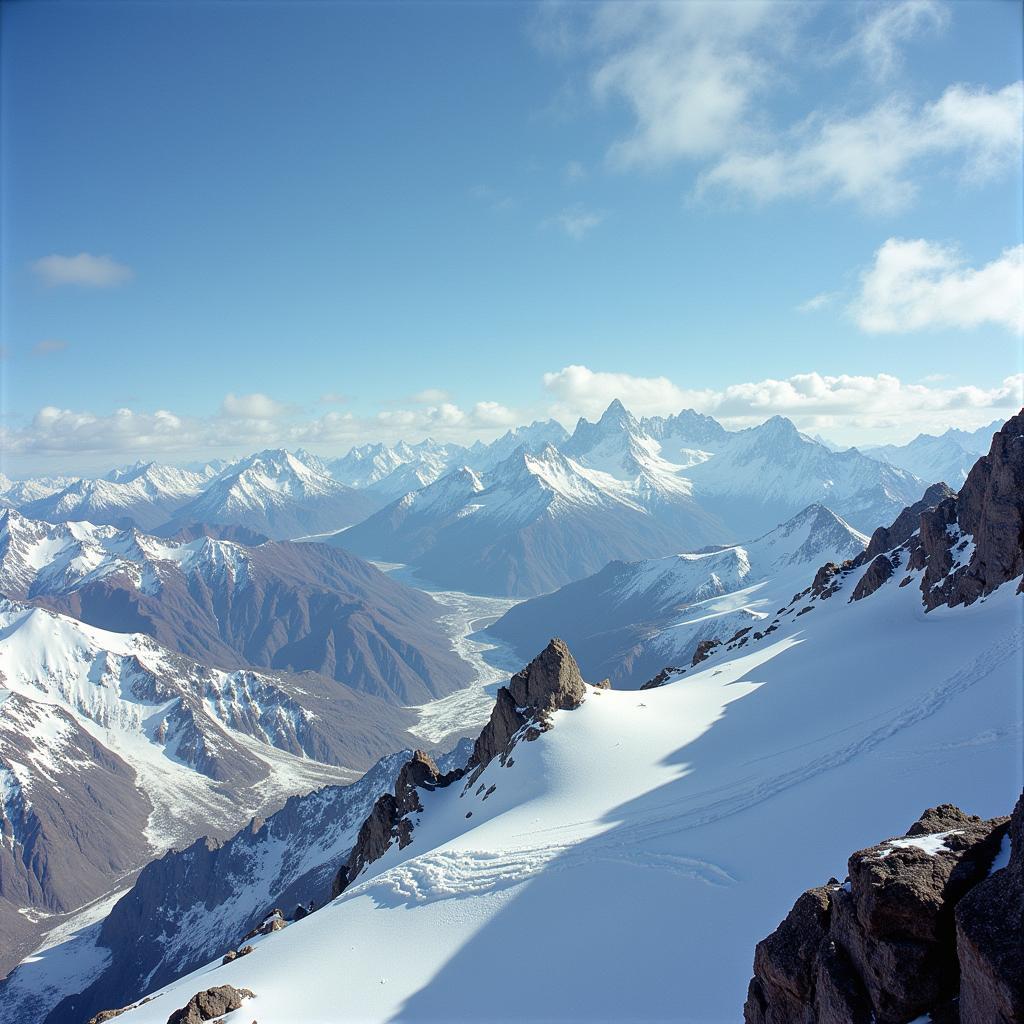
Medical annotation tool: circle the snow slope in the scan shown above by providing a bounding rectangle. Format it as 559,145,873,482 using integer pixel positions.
111,569,1022,1024
865,420,1002,487
489,503,868,686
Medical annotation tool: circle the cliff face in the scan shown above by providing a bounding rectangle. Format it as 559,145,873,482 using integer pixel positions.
849,411,1024,611
744,797,1022,1024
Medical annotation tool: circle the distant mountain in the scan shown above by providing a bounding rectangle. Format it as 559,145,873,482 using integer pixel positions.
865,419,1003,486
0,599,415,978
19,463,206,531
639,407,729,464
0,474,80,507
489,503,868,685
333,436,729,597
0,509,472,705
467,420,570,472
683,415,923,536
162,449,382,540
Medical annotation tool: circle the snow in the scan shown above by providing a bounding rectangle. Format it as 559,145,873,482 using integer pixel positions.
876,830,963,858
988,832,1012,875
113,575,1022,1024
372,563,524,744
0,600,355,850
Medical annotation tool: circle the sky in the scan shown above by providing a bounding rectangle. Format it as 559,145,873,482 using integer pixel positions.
1,0,1022,476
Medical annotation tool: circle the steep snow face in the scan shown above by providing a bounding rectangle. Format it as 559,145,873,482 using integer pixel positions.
0,600,356,850
0,510,250,600
488,503,868,685
18,465,206,532
641,408,730,460
328,441,469,499
111,575,1022,1024
168,449,381,540
684,416,923,535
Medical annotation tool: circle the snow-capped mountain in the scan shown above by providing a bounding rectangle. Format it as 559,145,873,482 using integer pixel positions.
334,439,729,597
865,419,1002,486
163,449,382,540
489,502,869,686
466,420,570,472
81,557,1020,1024
18,463,206,531
0,600,417,980
683,415,923,535
0,509,473,705
0,475,79,508
639,407,730,465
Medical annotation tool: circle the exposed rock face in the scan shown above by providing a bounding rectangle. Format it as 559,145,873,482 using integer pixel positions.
334,750,465,896
691,638,721,666
333,640,589,898
956,793,1024,1024
165,984,254,1024
744,802,1015,1024
468,638,587,782
848,411,1024,610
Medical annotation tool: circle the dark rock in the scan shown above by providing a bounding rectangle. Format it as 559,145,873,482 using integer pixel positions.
166,985,255,1024
334,640,588,897
334,750,465,895
956,792,1024,1023
640,666,685,690
743,802,1013,1024
468,638,587,781
850,554,896,601
692,638,721,666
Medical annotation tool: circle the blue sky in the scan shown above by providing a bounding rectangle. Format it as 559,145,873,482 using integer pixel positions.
2,0,1022,474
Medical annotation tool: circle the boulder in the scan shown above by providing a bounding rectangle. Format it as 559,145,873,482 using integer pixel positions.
165,985,254,1024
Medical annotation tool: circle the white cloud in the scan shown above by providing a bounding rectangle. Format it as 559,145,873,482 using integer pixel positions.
699,81,1024,213
541,364,1023,441
537,2,1020,212
851,239,1024,333
587,1,783,169
221,392,289,419
410,388,453,404
543,364,715,418
547,204,605,239
31,252,134,288
797,292,839,313
836,0,949,80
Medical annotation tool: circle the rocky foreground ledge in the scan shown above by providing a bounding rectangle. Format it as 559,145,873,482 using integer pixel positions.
744,794,1023,1024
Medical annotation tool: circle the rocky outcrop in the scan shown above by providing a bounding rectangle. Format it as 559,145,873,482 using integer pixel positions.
466,638,587,783
848,411,1024,610
165,984,254,1024
333,639,590,898
956,793,1023,1023
333,750,465,896
691,638,721,666
744,801,1018,1024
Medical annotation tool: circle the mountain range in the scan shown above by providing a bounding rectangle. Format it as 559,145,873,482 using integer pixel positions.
0,509,472,705
488,502,869,686
44,410,1019,1024
0,408,1018,1024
